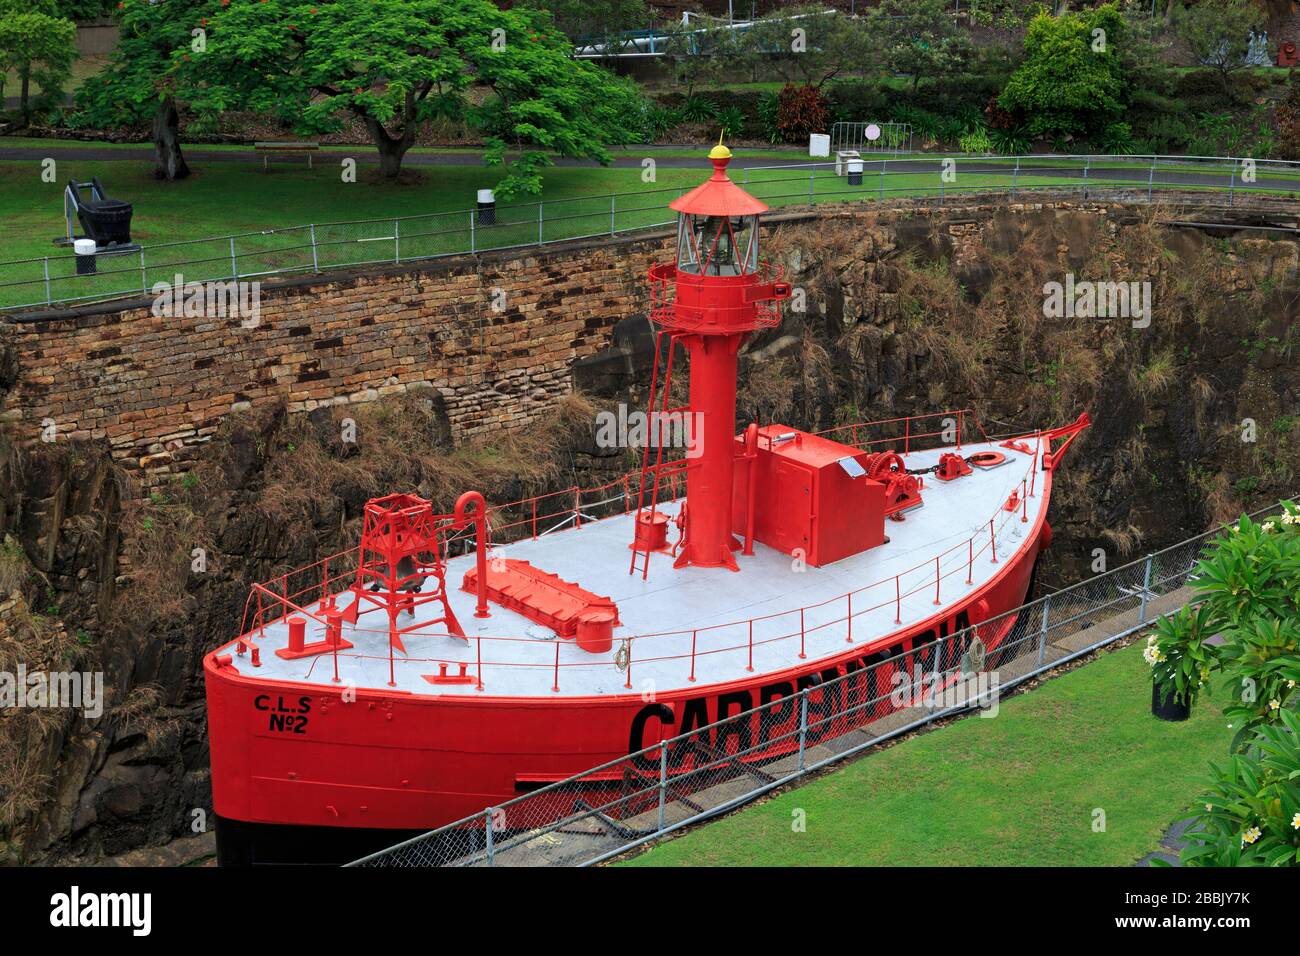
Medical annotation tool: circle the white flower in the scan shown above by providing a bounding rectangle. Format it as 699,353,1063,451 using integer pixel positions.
1242,826,1262,847
1269,698,1281,711
1292,812,1300,831
1288,680,1296,689
1281,512,1296,525
1206,803,1214,813
1262,521,1276,532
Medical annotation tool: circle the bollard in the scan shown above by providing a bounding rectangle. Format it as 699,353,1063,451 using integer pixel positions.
477,189,496,226
287,617,306,655
74,238,97,276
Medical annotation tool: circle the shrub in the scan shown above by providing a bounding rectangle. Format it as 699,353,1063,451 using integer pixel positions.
889,103,943,144
825,79,887,125
716,105,745,139
1149,503,1300,867
990,126,1031,155
998,3,1128,140
1275,85,1300,161
757,90,782,144
1179,709,1300,866
680,95,718,124
775,83,829,144
1133,114,1192,155
1095,121,1136,155
641,104,683,142
1149,504,1300,745
958,126,994,154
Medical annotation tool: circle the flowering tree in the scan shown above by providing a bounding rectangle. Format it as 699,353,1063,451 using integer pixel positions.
1148,502,1300,865
183,0,645,190
73,0,220,180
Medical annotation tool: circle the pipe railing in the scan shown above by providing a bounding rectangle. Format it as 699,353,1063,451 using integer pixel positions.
228,423,1040,692
345,499,1293,867
7,153,1300,312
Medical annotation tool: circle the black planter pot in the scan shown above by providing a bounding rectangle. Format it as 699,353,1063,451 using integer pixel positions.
1152,684,1191,722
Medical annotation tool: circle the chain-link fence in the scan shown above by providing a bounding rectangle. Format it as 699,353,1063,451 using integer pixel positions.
4,153,1298,313
345,500,1287,867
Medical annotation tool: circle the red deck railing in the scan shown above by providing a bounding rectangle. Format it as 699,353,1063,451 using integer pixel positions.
231,411,1048,693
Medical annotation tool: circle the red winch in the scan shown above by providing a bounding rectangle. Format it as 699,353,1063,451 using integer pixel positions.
863,451,924,516
934,452,973,482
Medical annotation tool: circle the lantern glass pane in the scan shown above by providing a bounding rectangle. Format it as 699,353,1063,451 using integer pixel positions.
676,214,700,271
678,213,758,276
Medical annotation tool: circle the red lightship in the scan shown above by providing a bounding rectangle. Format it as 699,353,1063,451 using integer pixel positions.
204,146,1090,864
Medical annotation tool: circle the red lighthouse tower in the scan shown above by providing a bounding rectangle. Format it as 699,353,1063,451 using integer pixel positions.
630,145,790,574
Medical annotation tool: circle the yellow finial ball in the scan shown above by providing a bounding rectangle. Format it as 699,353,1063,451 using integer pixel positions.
708,143,732,161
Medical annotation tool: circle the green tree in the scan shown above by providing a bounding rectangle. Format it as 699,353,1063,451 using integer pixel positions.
0,0,77,125
997,3,1128,141
657,16,744,98
72,0,218,180
874,0,972,92
54,0,115,17
1174,0,1265,88
185,0,644,190
733,6,878,90
516,0,648,46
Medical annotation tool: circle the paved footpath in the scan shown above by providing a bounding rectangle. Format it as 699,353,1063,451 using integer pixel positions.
1136,818,1196,867
4,143,1300,195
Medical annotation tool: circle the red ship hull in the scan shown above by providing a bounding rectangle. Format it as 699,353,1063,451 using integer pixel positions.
204,506,1047,865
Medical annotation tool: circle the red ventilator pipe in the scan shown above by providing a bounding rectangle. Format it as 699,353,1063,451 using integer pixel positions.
454,491,491,618
742,422,759,555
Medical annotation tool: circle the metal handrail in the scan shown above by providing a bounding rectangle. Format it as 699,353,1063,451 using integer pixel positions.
344,498,1290,867
6,152,1300,313
229,412,1048,691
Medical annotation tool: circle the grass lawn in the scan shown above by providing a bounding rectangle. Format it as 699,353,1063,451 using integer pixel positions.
0,153,1153,265
2,150,1293,308
2,56,109,99
0,159,705,261
622,641,1229,867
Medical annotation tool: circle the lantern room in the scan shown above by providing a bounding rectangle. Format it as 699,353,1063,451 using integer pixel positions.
670,144,768,279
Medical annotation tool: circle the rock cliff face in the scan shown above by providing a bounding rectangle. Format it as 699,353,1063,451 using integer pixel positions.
2,198,1297,861
733,204,1300,587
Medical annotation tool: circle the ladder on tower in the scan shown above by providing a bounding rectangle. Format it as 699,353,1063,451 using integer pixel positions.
629,329,690,580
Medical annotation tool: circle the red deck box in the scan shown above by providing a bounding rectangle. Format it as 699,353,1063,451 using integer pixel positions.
732,424,886,566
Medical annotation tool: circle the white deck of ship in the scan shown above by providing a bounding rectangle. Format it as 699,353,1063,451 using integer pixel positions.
222,440,1049,698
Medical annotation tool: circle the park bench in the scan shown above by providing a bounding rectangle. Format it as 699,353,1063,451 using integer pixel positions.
253,141,321,171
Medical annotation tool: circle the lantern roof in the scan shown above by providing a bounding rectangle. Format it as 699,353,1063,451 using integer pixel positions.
668,145,769,218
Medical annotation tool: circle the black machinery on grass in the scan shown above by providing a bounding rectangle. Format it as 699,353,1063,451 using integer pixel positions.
56,177,137,249
53,176,140,275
